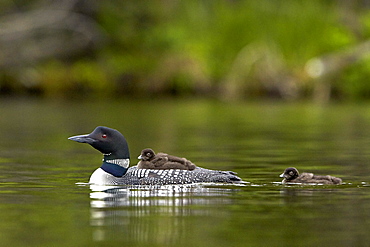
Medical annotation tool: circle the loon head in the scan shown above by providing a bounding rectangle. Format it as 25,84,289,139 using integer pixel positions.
280,167,299,181
138,148,156,161
68,126,130,160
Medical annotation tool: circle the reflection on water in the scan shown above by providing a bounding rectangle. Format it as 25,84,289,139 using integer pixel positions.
87,181,370,245
89,184,242,242
90,184,237,209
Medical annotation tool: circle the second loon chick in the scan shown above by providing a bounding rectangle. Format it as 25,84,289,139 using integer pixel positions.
138,148,196,170
68,126,244,185
280,167,342,185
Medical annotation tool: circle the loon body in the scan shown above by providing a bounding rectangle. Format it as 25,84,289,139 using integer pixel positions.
138,148,196,170
280,167,342,185
68,126,244,185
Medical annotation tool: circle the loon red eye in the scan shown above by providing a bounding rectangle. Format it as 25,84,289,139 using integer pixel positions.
102,134,107,138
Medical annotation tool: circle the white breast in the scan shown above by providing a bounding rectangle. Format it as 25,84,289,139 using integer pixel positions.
89,168,116,185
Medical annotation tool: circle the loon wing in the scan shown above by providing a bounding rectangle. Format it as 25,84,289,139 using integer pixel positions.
124,167,244,185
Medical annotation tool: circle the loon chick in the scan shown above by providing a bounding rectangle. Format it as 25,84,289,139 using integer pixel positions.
138,148,196,170
280,167,342,185
68,126,244,185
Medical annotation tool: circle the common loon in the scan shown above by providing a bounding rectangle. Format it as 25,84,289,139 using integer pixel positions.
137,148,196,170
68,126,244,185
280,167,342,185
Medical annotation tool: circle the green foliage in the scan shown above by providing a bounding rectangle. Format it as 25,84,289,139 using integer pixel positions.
338,59,370,99
94,0,356,98
39,60,112,97
1,0,370,100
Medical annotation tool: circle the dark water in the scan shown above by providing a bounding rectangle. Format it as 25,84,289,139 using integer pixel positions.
1,98,370,246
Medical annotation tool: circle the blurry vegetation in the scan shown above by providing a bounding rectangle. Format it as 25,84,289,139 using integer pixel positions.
1,0,370,101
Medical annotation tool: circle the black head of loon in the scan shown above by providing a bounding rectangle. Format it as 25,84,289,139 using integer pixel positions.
68,126,130,160
68,126,130,177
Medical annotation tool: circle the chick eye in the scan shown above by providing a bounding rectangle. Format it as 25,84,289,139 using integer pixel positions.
102,134,107,138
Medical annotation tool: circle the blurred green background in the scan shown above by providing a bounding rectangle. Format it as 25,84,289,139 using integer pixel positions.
1,0,370,102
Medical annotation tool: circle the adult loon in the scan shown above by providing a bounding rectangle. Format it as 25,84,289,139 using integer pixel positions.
68,126,244,185
280,167,342,185
137,148,196,170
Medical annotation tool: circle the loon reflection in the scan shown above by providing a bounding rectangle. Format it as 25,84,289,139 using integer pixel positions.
88,184,242,242
90,184,239,209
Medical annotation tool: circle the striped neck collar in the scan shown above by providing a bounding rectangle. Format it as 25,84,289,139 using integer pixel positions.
104,158,130,168
100,158,130,177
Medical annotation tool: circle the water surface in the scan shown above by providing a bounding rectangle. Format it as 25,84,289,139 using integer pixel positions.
0,98,370,246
